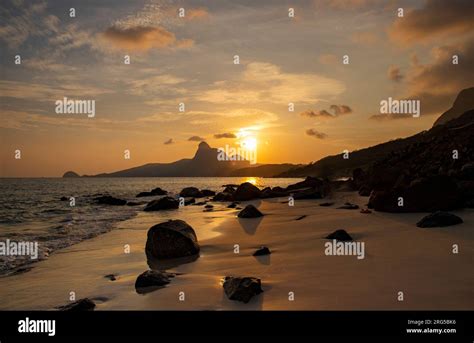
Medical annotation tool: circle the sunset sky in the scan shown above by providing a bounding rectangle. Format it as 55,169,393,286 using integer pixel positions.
1,0,473,177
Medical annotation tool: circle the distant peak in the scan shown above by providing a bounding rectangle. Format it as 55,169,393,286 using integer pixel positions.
198,141,211,150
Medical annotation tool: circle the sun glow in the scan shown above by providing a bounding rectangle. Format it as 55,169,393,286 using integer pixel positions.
237,129,258,152
240,136,257,151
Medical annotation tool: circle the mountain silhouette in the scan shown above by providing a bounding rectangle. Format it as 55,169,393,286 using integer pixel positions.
433,87,474,126
88,141,251,177
279,87,474,178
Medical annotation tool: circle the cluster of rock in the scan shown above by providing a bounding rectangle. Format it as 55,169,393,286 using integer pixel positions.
136,187,167,197
351,110,474,213
213,177,330,203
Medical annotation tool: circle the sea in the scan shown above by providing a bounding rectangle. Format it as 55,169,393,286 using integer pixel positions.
0,177,301,275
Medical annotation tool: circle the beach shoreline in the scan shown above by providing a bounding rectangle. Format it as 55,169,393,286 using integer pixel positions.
0,191,472,311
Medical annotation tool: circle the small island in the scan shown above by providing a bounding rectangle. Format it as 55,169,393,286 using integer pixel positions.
62,171,80,178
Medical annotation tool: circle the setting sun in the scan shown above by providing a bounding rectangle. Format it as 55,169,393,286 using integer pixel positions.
240,137,257,151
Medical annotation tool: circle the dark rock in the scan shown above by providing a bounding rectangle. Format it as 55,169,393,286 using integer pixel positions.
57,298,96,311
368,175,462,212
360,208,372,214
352,168,366,189
238,205,263,218
295,215,307,220
104,274,117,281
337,202,359,210
145,220,200,259
126,201,141,206
144,196,179,211
60,196,68,201
135,270,173,293
136,191,154,198
253,246,271,256
325,229,353,241
233,182,262,201
292,188,323,200
136,187,168,198
184,197,195,206
213,191,234,201
358,186,371,197
179,187,203,198
416,211,463,228
151,187,167,195
223,276,263,303
201,189,216,196
95,195,126,206
227,202,238,208
204,204,214,209
319,202,334,207
286,176,324,191
260,187,288,199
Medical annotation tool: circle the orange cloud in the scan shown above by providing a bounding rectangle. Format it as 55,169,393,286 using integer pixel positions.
185,8,210,20
102,25,192,51
389,0,474,45
387,65,403,82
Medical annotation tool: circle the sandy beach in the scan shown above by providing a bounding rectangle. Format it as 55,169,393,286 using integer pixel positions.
0,191,472,311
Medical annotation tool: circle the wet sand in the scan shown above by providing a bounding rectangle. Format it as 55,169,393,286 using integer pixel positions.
0,192,473,310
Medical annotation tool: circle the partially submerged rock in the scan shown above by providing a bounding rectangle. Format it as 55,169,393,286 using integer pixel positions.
179,187,203,198
319,202,334,207
213,191,234,201
201,189,216,196
104,274,117,281
233,182,262,201
95,195,127,206
144,196,179,211
238,205,263,218
253,246,271,256
227,202,239,208
145,220,200,259
416,211,463,228
223,276,263,303
57,298,96,311
135,270,174,293
325,229,353,241
136,187,167,197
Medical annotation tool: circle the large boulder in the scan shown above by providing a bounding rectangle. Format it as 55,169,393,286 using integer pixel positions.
291,187,323,200
201,189,216,196
368,176,462,212
94,195,126,206
416,212,463,228
144,196,179,211
213,191,234,201
145,220,200,259
179,187,203,198
233,182,262,201
286,176,324,191
238,205,263,218
223,276,263,303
